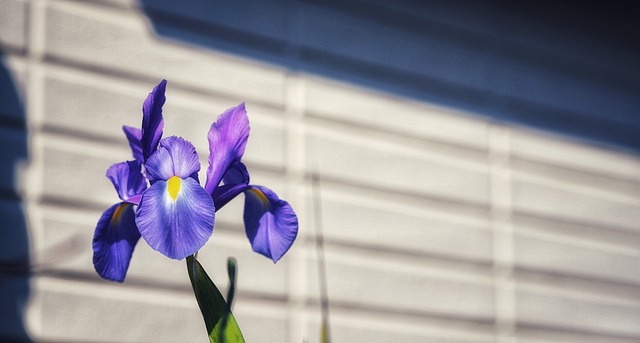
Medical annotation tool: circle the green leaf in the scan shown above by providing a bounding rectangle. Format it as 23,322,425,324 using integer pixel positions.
225,257,237,309
186,255,245,343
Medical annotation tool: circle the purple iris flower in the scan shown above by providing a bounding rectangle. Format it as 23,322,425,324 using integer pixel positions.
204,103,299,263
92,80,298,282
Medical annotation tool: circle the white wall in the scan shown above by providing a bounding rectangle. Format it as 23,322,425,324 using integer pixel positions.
1,1,640,342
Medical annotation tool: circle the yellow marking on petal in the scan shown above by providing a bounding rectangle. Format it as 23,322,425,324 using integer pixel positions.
250,188,269,205
111,203,130,224
168,176,181,201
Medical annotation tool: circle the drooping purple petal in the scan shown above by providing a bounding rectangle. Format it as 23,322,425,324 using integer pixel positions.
141,79,166,162
204,103,250,195
244,186,298,263
145,136,201,184
135,177,215,260
92,203,141,282
122,125,143,162
106,160,147,205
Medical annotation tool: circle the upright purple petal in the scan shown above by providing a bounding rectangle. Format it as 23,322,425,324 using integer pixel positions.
145,136,201,184
244,186,298,263
204,103,250,195
93,203,141,282
141,80,166,162
122,126,143,162
135,177,215,260
106,160,147,205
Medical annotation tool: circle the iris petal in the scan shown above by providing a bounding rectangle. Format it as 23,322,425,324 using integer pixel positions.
123,126,143,162
141,79,166,162
244,186,298,263
213,183,250,210
211,162,251,210
145,136,201,184
204,103,250,195
223,162,250,185
106,160,147,205
92,203,141,282
135,177,215,260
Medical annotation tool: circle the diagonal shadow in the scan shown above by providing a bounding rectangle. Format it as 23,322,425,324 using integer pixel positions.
139,0,640,153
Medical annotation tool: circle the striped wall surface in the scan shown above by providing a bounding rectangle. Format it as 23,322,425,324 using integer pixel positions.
1,1,639,342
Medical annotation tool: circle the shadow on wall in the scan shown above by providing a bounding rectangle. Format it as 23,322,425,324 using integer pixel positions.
139,0,640,153
0,48,32,342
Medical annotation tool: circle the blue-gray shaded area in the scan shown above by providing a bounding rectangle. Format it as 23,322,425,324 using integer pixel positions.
0,47,32,342
141,0,640,153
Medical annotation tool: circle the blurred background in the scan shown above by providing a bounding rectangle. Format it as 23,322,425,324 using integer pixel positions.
1,0,639,342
